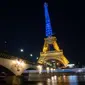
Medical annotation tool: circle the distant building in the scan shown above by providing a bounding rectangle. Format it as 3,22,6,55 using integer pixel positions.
67,64,75,68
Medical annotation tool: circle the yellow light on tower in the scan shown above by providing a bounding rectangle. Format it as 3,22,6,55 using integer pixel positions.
36,57,38,60
53,68,56,71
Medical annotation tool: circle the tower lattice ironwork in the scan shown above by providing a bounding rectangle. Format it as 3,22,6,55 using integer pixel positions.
38,2,69,68
44,2,52,37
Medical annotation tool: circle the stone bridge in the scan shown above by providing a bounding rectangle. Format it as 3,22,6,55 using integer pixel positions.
0,53,37,76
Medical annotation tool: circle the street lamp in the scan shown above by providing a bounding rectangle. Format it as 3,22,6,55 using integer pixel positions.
12,58,25,71
20,49,24,52
36,57,38,60
30,54,33,57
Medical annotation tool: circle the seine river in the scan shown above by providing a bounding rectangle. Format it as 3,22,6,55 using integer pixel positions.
0,74,85,85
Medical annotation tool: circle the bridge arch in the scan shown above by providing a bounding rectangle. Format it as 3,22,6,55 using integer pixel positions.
0,58,17,75
0,58,30,75
0,57,37,75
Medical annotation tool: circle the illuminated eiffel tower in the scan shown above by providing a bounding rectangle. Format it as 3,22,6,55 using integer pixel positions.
38,2,69,68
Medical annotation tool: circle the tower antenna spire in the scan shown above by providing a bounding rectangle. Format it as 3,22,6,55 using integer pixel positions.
38,2,69,68
44,2,53,37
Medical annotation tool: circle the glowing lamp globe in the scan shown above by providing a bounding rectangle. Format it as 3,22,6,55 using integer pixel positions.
20,49,24,52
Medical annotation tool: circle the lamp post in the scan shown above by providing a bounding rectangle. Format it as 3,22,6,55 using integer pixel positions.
36,57,38,60
30,54,33,57
20,49,24,52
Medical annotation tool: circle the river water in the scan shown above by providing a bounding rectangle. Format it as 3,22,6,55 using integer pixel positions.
0,74,85,85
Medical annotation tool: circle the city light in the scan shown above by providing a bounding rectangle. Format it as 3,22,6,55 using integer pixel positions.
37,65,43,74
20,49,24,52
47,78,51,83
54,75,57,80
53,68,56,71
51,76,54,81
16,59,25,66
30,54,33,57
63,74,66,79
16,59,21,65
67,64,75,68
36,57,38,60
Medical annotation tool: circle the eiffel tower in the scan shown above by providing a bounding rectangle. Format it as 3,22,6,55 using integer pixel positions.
38,2,69,68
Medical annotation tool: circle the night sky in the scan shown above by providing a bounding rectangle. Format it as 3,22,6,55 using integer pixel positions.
0,0,85,64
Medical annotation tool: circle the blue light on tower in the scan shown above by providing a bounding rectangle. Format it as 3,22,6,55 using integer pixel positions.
44,2,53,37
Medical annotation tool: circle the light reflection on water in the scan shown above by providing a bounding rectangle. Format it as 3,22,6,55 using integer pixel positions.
0,75,85,85
46,75,79,85
37,82,44,85
68,75,78,85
